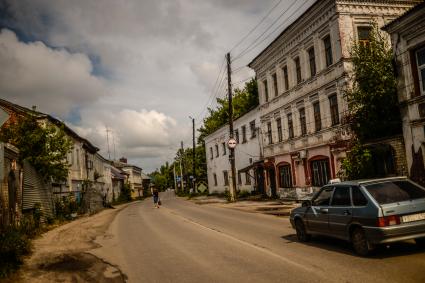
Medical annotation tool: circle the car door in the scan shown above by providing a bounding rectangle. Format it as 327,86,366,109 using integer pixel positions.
305,186,334,234
328,185,353,239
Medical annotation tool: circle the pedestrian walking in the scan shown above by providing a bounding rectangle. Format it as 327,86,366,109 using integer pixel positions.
152,187,160,208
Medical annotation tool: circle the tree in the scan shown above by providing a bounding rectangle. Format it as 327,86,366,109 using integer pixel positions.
344,24,402,142
341,24,402,180
0,116,73,182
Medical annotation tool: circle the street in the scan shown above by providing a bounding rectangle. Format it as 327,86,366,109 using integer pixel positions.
91,192,425,283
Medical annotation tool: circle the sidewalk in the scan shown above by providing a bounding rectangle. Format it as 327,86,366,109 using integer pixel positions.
190,196,299,217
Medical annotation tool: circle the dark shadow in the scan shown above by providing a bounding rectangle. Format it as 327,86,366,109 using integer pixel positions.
281,234,425,258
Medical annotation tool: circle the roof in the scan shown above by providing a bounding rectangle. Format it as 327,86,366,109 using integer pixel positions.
112,160,142,171
382,1,425,31
0,98,99,153
141,172,151,180
111,166,127,180
330,176,408,186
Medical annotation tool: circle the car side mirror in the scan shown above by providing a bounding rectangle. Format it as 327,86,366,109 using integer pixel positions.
302,200,312,207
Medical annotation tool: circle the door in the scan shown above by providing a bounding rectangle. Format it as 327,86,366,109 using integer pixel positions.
305,186,334,234
328,186,353,239
268,168,277,197
256,167,265,195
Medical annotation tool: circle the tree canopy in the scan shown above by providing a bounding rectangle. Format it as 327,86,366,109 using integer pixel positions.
0,116,73,182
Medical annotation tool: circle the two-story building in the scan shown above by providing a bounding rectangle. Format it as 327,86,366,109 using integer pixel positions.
383,1,425,186
113,158,143,199
205,107,262,194
248,0,418,198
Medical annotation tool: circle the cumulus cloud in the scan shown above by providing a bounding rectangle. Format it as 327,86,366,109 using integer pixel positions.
0,29,107,116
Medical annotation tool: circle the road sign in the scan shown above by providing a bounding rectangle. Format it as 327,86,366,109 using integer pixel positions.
0,108,9,127
227,138,237,149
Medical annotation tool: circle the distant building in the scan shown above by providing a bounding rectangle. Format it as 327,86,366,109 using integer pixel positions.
205,108,262,194
113,158,143,199
383,1,425,186
248,0,418,198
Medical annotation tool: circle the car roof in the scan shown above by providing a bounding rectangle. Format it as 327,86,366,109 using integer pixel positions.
327,176,408,187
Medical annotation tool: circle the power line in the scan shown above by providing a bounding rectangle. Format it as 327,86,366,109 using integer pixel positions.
229,0,284,53
233,0,310,62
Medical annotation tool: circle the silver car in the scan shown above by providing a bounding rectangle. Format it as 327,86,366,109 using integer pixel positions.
290,177,425,256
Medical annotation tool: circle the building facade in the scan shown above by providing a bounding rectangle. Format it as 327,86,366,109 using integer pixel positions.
114,158,143,199
383,1,425,186
205,108,262,194
248,0,419,198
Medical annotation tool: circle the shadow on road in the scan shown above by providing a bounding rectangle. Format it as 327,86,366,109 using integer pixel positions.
281,234,425,259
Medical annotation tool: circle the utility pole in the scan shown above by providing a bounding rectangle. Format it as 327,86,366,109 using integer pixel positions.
227,52,237,202
191,117,196,193
180,141,184,192
112,131,116,161
173,164,177,191
106,127,111,160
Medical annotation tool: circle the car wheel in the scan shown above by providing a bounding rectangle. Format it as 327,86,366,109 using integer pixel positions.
295,219,311,242
415,237,425,248
351,227,373,256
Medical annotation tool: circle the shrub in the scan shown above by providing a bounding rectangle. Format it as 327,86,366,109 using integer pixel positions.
0,229,32,277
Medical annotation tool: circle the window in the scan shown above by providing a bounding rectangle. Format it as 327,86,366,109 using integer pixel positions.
331,186,351,206
324,35,333,67
76,149,80,167
223,171,229,186
365,180,425,205
222,142,226,155
267,122,273,144
238,171,242,185
416,47,425,95
308,47,316,77
279,165,292,188
287,113,294,139
295,57,302,84
272,73,278,97
352,186,368,206
250,120,256,138
215,144,219,157
242,125,247,143
282,65,289,91
313,101,321,132
276,118,283,142
263,80,269,102
329,94,339,126
311,159,330,187
210,147,213,159
245,172,251,185
234,129,239,143
358,26,372,47
313,187,333,206
299,108,307,136
213,173,217,186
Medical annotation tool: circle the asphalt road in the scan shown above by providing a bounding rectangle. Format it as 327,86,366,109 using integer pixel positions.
93,191,425,283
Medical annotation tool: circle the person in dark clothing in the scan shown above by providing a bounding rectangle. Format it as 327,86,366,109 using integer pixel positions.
152,188,160,208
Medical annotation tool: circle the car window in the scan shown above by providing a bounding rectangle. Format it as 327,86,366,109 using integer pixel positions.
313,187,333,206
365,180,425,205
352,186,368,206
331,186,351,206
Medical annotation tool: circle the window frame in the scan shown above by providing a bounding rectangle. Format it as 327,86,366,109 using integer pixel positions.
312,186,334,206
313,101,322,132
272,73,278,97
294,57,302,84
299,107,307,136
308,47,316,77
210,147,213,160
263,80,269,102
242,125,247,143
287,113,294,139
329,94,340,126
276,117,283,142
250,120,256,139
279,164,292,188
223,171,229,186
213,173,217,186
215,144,219,157
357,26,372,47
222,142,226,156
234,129,239,144
323,35,333,67
282,65,289,91
330,186,352,207
415,46,425,95
245,172,251,185
267,122,273,144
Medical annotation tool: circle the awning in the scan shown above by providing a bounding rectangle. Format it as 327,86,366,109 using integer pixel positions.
238,160,264,172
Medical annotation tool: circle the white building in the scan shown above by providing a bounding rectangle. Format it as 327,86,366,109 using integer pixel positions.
383,1,425,186
248,0,418,198
113,158,143,199
205,108,262,194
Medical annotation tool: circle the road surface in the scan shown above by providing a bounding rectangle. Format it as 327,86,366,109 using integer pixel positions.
92,191,425,283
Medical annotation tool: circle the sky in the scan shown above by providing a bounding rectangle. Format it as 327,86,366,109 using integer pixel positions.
0,0,314,172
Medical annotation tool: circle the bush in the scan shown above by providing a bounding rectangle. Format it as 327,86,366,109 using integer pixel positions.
0,229,32,278
55,196,79,220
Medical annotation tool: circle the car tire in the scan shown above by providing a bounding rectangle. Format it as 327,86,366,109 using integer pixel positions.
351,227,373,256
295,219,311,242
415,237,425,248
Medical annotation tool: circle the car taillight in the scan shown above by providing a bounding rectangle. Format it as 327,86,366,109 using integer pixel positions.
377,215,401,227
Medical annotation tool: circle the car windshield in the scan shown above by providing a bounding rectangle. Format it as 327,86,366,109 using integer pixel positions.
364,180,425,205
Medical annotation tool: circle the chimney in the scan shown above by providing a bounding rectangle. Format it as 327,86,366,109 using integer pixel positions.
32,105,37,111
119,157,127,164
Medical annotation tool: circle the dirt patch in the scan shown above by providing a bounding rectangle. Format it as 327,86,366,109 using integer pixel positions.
8,203,134,283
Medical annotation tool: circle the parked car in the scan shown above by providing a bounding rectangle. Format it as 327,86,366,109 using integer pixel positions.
290,177,425,256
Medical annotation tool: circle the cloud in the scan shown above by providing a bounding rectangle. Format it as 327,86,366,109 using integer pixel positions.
0,28,107,116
